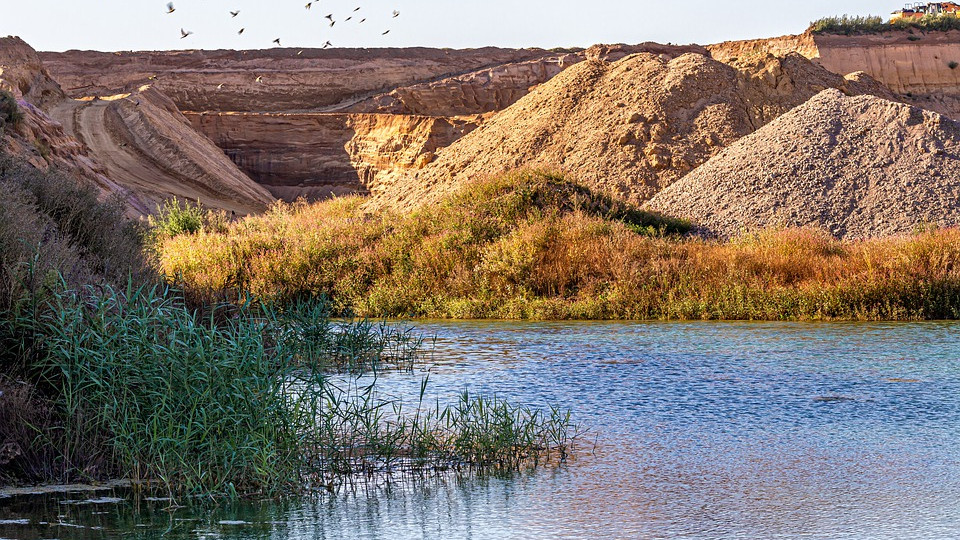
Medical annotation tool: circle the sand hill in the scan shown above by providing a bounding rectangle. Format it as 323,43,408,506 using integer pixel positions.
366,52,889,212
646,89,960,239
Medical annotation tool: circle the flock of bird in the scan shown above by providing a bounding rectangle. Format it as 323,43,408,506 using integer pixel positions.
165,2,400,48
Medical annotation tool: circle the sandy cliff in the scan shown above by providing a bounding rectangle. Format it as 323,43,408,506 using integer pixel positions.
39,48,558,113
711,30,960,119
2,37,272,215
186,111,477,201
50,87,274,214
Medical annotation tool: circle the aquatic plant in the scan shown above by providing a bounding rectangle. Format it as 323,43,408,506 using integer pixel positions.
4,279,579,498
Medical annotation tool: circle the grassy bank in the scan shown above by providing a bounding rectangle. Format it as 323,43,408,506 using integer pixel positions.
0,154,581,497
156,171,960,321
810,14,960,35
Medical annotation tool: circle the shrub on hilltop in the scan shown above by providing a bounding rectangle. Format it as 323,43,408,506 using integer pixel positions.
810,14,960,35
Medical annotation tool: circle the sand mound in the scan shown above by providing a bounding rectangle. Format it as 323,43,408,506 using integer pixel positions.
646,89,960,239
367,52,882,211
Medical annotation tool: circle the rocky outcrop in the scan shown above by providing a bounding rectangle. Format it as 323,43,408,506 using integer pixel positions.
186,111,478,201
647,89,960,239
39,47,559,113
0,36,65,109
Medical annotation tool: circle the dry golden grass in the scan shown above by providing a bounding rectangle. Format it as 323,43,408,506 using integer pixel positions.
155,171,960,320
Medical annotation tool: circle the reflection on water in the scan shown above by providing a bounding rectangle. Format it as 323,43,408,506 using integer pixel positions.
3,321,960,539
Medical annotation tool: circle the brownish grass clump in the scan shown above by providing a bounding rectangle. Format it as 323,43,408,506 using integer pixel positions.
155,171,960,320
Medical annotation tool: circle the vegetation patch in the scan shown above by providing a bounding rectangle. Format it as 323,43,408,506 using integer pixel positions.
0,91,24,135
156,170,960,321
810,14,960,35
0,156,581,498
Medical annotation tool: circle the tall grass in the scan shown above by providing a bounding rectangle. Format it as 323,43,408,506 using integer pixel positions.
4,278,579,498
0,156,582,496
155,171,960,321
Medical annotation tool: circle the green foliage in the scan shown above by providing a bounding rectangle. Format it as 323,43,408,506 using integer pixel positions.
3,278,580,496
0,90,24,134
810,13,960,35
149,198,208,239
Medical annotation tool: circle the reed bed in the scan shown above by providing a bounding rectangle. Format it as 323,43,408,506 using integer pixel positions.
155,171,960,321
3,279,579,499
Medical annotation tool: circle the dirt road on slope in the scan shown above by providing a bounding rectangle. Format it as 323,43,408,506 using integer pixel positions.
50,88,274,216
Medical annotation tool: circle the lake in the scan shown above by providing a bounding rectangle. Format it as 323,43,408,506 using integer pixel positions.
2,321,960,539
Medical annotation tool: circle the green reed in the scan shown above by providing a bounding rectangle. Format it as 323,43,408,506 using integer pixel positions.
9,281,580,499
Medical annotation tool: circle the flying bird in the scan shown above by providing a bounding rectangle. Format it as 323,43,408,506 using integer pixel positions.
297,50,304,55
359,18,366,23
238,28,245,34
329,20,336,27
180,28,193,39
323,40,332,48
325,13,334,21
392,10,400,17
382,29,390,35
305,2,312,9
217,83,225,90
230,10,240,17
354,6,361,11
273,38,282,46
345,16,352,21
255,76,263,83
166,2,175,14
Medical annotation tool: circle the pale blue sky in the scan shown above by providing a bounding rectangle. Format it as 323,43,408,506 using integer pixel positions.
5,1,892,52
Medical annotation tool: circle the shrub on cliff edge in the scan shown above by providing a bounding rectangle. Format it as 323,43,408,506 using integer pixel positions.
0,90,24,135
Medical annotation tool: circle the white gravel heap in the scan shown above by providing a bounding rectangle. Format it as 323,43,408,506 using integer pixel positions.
646,89,960,239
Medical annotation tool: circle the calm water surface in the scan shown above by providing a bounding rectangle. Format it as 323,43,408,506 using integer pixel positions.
2,321,960,539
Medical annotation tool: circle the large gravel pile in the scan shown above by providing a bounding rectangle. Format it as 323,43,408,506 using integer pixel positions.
367,51,887,212
646,89,960,239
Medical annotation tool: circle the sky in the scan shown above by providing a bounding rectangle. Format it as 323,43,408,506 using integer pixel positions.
3,1,895,52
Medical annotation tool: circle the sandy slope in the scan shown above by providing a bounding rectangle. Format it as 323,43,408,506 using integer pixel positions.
50,87,274,215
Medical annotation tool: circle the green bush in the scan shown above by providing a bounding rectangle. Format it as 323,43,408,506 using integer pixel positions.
810,13,960,35
0,90,24,134
149,198,208,238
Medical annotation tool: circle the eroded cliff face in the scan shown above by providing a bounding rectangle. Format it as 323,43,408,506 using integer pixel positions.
707,34,819,63
710,30,960,119
814,31,960,118
186,111,478,201
346,55,580,116
39,47,559,112
0,36,65,109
